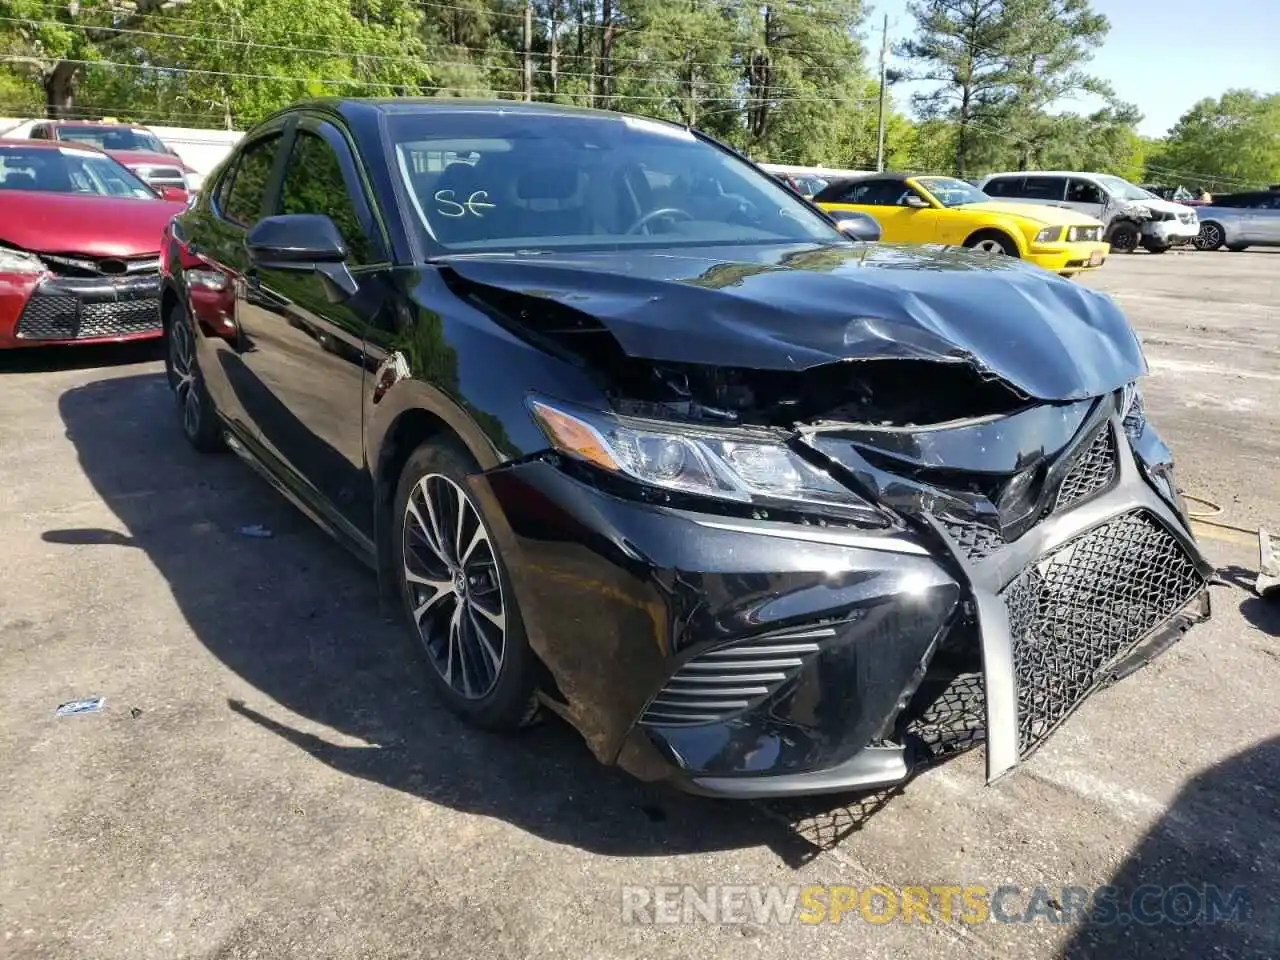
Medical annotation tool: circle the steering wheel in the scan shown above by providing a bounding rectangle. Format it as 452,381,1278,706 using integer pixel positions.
625,207,694,235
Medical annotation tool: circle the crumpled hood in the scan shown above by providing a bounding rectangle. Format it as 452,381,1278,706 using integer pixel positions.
436,242,1146,401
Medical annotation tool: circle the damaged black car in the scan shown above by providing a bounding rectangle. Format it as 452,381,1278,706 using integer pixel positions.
160,98,1212,799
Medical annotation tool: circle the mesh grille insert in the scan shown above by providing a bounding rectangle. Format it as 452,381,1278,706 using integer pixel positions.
1055,427,1118,511
640,621,844,726
1005,509,1204,757
15,292,161,340
936,515,1004,561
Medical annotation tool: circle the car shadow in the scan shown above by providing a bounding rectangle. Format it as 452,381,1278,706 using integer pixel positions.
1058,736,1279,960
0,340,163,374
53,371,913,866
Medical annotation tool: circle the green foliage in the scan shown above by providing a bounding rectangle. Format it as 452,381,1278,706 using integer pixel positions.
0,0,1269,190
1158,90,1280,190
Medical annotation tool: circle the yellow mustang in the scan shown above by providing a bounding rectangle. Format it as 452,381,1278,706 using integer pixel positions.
815,174,1110,276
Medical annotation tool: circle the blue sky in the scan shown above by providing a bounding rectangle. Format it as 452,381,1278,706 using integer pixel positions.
872,0,1280,137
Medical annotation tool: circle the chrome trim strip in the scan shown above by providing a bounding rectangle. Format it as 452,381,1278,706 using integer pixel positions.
689,516,931,555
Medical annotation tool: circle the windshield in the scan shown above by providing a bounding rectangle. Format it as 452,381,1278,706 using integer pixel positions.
915,176,990,207
388,112,842,253
54,124,169,154
1095,175,1155,201
0,146,158,198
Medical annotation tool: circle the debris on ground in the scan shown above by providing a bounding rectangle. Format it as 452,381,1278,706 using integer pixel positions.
1256,528,1280,597
54,697,104,717
237,524,274,539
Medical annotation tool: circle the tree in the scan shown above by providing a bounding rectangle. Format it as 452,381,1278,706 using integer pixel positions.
1158,90,1280,190
896,0,1022,176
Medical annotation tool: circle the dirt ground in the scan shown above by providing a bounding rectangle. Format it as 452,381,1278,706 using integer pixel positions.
1,248,1277,960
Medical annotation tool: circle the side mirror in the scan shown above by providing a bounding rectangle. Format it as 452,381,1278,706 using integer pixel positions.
904,194,930,209
159,185,188,203
834,214,881,243
245,214,358,301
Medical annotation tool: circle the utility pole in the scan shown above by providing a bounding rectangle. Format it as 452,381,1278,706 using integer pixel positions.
874,13,888,172
523,0,534,101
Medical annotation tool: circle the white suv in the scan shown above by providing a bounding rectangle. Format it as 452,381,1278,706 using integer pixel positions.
976,171,1200,254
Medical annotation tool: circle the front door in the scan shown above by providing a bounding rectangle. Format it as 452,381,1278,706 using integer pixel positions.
1065,177,1107,222
822,178,938,242
235,121,393,542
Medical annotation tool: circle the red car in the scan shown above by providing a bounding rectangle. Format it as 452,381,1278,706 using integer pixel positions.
27,120,195,196
0,140,187,349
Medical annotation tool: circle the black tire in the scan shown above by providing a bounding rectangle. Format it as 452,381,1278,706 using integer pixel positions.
1193,221,1224,251
163,303,224,453
393,438,539,731
1141,240,1169,254
963,230,1019,257
1226,244,1249,252
1107,222,1141,253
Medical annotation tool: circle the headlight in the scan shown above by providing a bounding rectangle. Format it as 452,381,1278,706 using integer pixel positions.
0,248,48,275
1034,226,1062,243
1066,226,1097,242
529,398,887,525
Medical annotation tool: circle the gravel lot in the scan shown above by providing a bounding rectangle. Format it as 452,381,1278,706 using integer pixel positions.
1,249,1277,960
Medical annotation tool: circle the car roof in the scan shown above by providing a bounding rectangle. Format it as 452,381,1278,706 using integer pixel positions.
0,137,109,154
982,171,1110,179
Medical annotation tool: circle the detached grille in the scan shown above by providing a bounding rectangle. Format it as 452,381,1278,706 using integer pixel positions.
1004,510,1204,756
936,514,1004,561
15,288,161,341
1055,427,1117,511
903,671,986,760
640,622,840,726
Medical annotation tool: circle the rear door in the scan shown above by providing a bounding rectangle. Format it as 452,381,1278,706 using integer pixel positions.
234,116,394,542
1246,194,1280,243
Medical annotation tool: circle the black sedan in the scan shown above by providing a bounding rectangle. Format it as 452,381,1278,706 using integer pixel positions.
159,98,1211,799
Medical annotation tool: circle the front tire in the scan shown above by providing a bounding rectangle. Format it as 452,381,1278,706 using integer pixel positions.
394,439,539,731
1226,244,1249,252
1141,240,1170,254
963,230,1019,257
1107,222,1141,253
164,304,224,453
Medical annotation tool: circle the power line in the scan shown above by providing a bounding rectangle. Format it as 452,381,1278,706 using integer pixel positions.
0,55,878,105
0,15,871,97
16,0,869,69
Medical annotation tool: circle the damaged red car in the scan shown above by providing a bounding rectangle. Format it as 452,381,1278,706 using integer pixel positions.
0,140,186,349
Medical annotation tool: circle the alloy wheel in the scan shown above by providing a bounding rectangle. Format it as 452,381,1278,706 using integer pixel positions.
402,473,506,699
1194,223,1222,250
169,319,201,438
972,239,1006,254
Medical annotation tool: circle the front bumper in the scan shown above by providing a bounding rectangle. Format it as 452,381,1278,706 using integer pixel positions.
476,395,1211,798
1144,220,1199,244
0,273,162,348
1026,242,1110,274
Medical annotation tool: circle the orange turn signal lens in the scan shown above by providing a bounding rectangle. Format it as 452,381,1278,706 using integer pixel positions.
530,401,620,472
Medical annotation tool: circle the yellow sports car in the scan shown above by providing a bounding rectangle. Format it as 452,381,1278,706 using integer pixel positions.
814,173,1110,276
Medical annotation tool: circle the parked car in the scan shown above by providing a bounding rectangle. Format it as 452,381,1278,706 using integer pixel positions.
814,173,1110,277
0,140,186,348
1192,190,1280,251
27,119,196,196
978,171,1200,254
160,98,1210,799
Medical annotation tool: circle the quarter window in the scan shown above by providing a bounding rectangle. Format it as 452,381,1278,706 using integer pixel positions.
222,134,280,227
277,130,377,264
984,177,1022,197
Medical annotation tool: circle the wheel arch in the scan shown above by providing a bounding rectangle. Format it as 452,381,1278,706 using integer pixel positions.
963,224,1025,256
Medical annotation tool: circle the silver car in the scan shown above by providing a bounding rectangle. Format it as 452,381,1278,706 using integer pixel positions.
1193,190,1280,250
